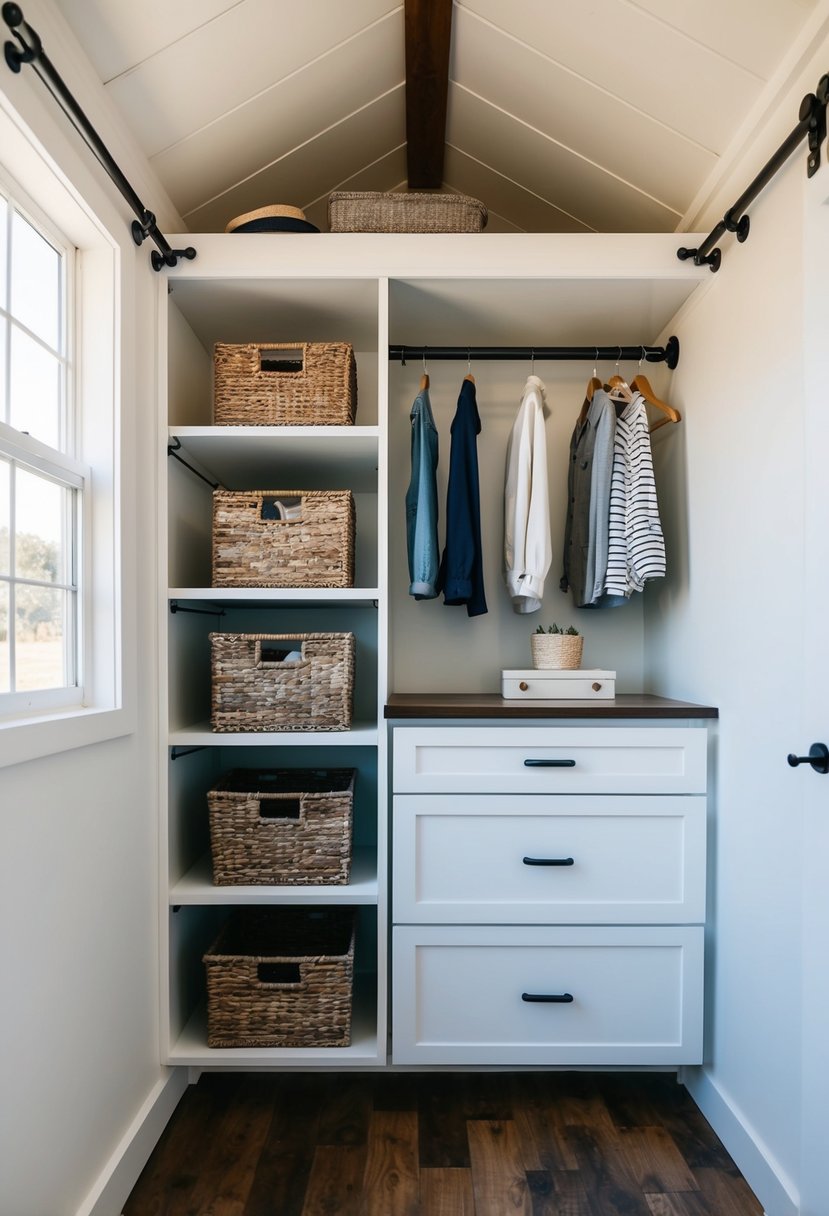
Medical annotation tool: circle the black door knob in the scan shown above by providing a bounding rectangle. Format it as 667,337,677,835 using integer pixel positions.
787,743,829,774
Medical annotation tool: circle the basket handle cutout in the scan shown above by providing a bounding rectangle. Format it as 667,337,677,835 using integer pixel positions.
258,797,301,820
257,962,302,986
260,347,304,374
260,495,303,522
257,642,307,666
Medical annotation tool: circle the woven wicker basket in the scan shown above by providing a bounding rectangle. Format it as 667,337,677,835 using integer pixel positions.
204,907,355,1048
328,191,488,234
207,767,355,886
213,342,357,426
210,632,355,732
212,490,355,588
531,633,584,670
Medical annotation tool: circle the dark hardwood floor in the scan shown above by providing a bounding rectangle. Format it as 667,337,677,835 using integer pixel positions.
123,1071,764,1215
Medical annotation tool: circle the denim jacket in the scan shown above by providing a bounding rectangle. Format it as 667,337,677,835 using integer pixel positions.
405,386,440,599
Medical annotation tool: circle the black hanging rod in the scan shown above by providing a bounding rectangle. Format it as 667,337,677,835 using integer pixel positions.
678,72,829,272
390,338,680,370
2,2,196,272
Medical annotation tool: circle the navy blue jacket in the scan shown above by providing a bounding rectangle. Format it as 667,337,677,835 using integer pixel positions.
436,377,488,617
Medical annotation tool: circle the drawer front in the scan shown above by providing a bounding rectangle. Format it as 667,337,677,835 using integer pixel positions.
392,727,707,795
502,675,614,699
393,794,706,924
392,925,703,1066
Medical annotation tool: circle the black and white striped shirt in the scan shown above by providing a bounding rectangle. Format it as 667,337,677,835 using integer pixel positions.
604,394,665,598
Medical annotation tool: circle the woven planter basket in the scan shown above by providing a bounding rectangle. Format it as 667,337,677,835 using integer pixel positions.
213,342,357,426
204,907,355,1048
328,191,488,234
212,490,355,588
207,767,355,886
531,633,584,670
210,632,355,732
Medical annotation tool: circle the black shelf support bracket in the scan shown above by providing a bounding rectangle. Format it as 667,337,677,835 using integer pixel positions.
167,438,223,490
2,2,197,272
170,601,226,619
678,72,829,272
170,746,207,761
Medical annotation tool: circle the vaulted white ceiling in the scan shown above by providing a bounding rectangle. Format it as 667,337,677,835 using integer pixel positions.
54,0,818,233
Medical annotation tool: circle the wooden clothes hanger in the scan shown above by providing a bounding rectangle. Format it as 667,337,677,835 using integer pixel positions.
630,367,681,433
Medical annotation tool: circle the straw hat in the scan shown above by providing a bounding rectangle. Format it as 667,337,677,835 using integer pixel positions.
225,204,320,234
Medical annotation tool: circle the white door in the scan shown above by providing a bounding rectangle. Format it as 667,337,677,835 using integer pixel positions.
796,173,829,1216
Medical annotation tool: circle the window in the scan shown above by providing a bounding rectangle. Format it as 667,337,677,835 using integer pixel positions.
0,182,88,715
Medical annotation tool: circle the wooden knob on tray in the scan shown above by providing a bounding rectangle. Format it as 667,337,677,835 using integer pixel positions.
592,682,602,691
519,681,529,691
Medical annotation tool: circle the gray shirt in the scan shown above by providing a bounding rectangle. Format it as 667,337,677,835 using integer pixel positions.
560,389,616,608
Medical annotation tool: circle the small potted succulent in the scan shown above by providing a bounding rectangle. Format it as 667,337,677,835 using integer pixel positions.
531,623,583,670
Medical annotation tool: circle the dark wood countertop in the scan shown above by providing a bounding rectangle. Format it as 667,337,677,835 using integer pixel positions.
384,693,718,719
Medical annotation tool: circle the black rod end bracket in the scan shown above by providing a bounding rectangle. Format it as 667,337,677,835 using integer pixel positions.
151,246,197,272
677,246,721,273
3,1,39,72
665,335,680,370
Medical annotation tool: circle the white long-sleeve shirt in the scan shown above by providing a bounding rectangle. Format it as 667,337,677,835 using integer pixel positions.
503,375,552,613
604,393,665,597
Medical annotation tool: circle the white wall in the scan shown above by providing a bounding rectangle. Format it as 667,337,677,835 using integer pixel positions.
646,16,829,1213
0,4,184,1213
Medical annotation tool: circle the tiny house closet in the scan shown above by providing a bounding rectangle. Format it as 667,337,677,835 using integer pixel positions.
160,236,710,1069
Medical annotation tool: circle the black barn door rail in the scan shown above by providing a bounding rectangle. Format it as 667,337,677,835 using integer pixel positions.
678,73,829,272
2,2,196,272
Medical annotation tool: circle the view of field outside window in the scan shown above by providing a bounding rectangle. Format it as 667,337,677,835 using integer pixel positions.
0,187,77,698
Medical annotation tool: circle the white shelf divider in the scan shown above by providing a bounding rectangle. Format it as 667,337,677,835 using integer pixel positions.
171,848,378,905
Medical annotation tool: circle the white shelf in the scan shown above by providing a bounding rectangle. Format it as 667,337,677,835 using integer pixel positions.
171,848,378,905
168,426,379,491
168,983,381,1067
169,722,379,747
170,587,380,607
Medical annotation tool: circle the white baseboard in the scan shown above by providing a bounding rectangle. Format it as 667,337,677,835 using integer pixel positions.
74,1068,189,1216
680,1066,799,1216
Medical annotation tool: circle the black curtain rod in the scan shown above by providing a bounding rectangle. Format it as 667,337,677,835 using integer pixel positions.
679,72,829,272
2,2,196,272
390,338,680,370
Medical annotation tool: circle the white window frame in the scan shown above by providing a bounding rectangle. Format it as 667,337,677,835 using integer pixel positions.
0,178,88,715
0,89,135,768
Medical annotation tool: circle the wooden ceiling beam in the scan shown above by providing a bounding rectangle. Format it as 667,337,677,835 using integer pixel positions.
405,0,453,188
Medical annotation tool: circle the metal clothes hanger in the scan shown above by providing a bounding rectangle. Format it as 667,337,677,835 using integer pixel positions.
585,347,603,403
464,347,475,384
607,347,634,403
630,346,681,432
419,347,429,391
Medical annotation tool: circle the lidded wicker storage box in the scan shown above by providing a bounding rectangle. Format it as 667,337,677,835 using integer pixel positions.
210,632,355,732
207,767,356,886
204,907,355,1048
212,490,355,588
328,190,488,233
213,342,357,426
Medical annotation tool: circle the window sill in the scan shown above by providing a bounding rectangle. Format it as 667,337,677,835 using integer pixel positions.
0,703,135,770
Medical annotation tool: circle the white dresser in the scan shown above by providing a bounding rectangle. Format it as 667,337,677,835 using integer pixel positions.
388,695,715,1067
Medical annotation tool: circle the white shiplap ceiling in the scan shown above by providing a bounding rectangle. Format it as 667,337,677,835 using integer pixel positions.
54,0,819,233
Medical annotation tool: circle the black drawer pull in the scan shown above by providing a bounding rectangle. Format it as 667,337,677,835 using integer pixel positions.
522,992,574,1003
523,758,576,768
523,856,575,867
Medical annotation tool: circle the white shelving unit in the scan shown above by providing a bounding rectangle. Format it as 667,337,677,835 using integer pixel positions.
158,232,709,1072
160,271,389,1068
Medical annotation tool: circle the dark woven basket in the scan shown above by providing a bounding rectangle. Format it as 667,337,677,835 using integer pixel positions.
213,342,357,425
210,632,355,732
207,768,355,886
204,907,355,1048
212,490,355,589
